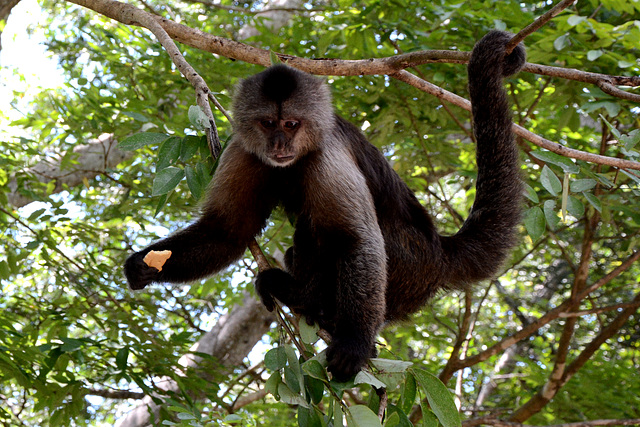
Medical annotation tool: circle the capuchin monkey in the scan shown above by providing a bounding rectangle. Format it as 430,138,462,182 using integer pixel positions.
125,30,526,381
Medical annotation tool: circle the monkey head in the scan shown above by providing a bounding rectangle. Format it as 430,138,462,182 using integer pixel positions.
232,64,335,167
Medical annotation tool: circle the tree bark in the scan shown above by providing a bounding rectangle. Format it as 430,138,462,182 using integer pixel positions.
7,133,131,209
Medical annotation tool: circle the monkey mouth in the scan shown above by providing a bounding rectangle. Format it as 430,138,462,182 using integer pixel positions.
270,154,296,164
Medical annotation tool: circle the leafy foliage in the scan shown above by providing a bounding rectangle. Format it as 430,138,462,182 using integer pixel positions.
1,0,639,426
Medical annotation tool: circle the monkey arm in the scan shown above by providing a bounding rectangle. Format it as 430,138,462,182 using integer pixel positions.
124,143,277,290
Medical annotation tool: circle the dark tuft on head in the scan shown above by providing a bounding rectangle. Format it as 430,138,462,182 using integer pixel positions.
261,64,299,103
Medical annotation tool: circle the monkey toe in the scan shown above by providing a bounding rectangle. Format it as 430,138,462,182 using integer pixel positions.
326,338,372,382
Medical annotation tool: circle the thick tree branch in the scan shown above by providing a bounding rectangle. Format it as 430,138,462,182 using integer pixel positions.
66,0,640,88
8,134,131,209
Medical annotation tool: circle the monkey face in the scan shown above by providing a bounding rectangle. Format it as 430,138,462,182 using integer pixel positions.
258,118,303,167
232,65,335,167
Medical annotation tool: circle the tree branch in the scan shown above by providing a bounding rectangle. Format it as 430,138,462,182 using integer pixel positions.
449,250,640,374
116,2,221,158
464,418,640,427
509,292,640,422
505,0,577,54
66,0,640,88
85,388,146,400
391,70,640,171
64,0,640,171
8,134,131,209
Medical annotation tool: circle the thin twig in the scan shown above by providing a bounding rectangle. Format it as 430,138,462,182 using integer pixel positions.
558,300,640,317
505,0,577,54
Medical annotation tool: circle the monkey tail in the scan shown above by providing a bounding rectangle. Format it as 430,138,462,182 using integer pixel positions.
440,30,526,287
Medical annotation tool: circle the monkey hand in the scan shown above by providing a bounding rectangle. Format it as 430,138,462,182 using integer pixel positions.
470,30,526,78
326,336,376,382
124,251,160,290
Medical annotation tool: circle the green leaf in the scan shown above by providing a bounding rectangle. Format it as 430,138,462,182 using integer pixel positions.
531,151,580,174
265,372,282,398
302,359,328,381
620,169,640,185
154,194,169,217
354,371,386,389
561,172,570,221
411,368,461,427
621,129,640,151
151,167,184,196
346,405,383,427
223,414,243,424
553,34,570,51
265,347,287,371
583,192,602,213
119,132,170,151
180,135,201,161
185,165,204,201
156,136,182,171
298,406,323,427
600,115,621,139
277,383,309,408
420,405,440,427
524,207,545,241
567,195,585,218
587,50,603,61
116,347,129,371
540,165,562,196
60,338,83,352
304,375,324,405
122,111,149,122
0,261,9,280
28,208,46,221
188,105,211,130
285,366,301,393
270,51,281,65
176,412,196,420
523,183,539,203
567,15,586,26
400,372,417,415
386,404,412,427
543,200,559,231
299,318,319,344
384,412,401,427
369,358,412,373
570,179,596,193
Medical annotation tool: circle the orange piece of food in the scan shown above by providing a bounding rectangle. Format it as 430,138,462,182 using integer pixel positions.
143,250,172,272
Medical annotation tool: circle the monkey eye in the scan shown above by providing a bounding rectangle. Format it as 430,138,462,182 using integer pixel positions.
284,120,300,130
260,120,277,129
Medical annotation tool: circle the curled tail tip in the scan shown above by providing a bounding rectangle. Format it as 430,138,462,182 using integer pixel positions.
471,30,526,78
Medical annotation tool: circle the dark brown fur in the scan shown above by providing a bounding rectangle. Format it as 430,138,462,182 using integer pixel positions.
124,31,526,381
